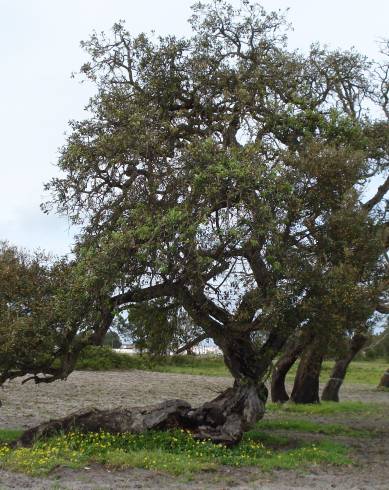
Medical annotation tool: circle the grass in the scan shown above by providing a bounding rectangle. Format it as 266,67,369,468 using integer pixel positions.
0,429,23,443
75,347,387,386
266,401,386,417
0,426,350,477
266,400,384,416
0,354,383,479
258,419,372,437
2,400,378,477
316,360,388,386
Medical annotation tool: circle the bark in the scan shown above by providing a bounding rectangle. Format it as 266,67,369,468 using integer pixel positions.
271,335,307,403
290,342,323,404
321,334,368,402
378,369,389,389
16,332,268,448
15,399,192,447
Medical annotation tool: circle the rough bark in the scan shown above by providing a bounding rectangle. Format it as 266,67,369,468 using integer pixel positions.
271,334,307,403
15,383,266,448
290,342,323,404
378,369,389,388
15,399,192,447
16,332,268,448
321,334,368,402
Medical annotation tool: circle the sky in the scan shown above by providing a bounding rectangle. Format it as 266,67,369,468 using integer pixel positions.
1,0,388,256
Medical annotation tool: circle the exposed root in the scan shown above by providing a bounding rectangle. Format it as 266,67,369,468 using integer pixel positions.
15,384,267,448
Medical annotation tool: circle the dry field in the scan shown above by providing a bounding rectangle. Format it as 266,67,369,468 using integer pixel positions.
0,370,388,489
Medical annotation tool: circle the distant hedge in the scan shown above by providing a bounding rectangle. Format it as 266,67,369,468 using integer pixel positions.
75,346,226,373
75,346,145,370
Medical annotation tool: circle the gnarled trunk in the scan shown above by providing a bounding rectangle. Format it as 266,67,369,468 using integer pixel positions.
271,334,308,403
290,341,323,404
322,333,367,402
378,369,389,389
192,331,269,442
271,354,296,403
16,332,268,448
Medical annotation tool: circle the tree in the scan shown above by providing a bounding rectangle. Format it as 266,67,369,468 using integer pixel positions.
102,330,122,348
0,242,66,385
2,1,389,445
378,370,389,388
274,38,389,404
121,303,204,355
366,319,389,389
271,330,313,403
321,331,368,401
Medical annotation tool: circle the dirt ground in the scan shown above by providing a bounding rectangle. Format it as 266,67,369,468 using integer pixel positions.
0,370,388,489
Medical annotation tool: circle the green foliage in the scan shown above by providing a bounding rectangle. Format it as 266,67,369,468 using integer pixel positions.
38,0,387,383
1,1,388,406
75,346,144,370
75,346,226,373
102,330,122,349
363,327,389,361
0,242,64,381
124,304,201,356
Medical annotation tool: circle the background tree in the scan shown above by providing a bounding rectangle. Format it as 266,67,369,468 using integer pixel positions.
271,330,312,403
273,37,389,404
321,330,369,402
0,242,65,385
121,303,204,355
102,329,122,349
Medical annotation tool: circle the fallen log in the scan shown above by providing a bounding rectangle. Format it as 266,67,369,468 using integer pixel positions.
15,383,267,448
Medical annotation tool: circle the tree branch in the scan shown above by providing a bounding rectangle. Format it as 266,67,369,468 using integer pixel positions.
175,333,209,354
363,175,389,211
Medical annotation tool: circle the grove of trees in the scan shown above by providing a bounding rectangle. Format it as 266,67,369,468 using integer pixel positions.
1,1,388,445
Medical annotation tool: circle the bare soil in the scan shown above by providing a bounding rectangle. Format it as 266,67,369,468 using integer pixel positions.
0,370,388,489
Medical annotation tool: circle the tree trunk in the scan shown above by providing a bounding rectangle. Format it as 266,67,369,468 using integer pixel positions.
16,332,268,448
378,369,389,388
271,335,307,403
321,333,367,402
290,342,323,404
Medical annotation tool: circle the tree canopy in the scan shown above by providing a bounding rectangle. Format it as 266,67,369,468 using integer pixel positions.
1,0,388,443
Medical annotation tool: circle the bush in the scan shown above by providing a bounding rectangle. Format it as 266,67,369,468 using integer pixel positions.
75,346,143,370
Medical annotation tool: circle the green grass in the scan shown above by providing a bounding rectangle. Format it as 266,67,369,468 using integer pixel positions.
258,419,372,437
0,427,350,476
267,400,383,416
75,347,386,386
0,429,23,443
311,360,388,386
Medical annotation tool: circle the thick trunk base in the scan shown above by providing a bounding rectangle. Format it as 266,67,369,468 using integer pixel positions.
15,384,267,448
378,370,389,389
290,345,323,404
291,376,321,404
271,338,305,403
321,378,343,402
271,371,290,404
321,334,367,402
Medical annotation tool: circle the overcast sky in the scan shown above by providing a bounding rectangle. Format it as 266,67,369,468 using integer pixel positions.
1,0,388,256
